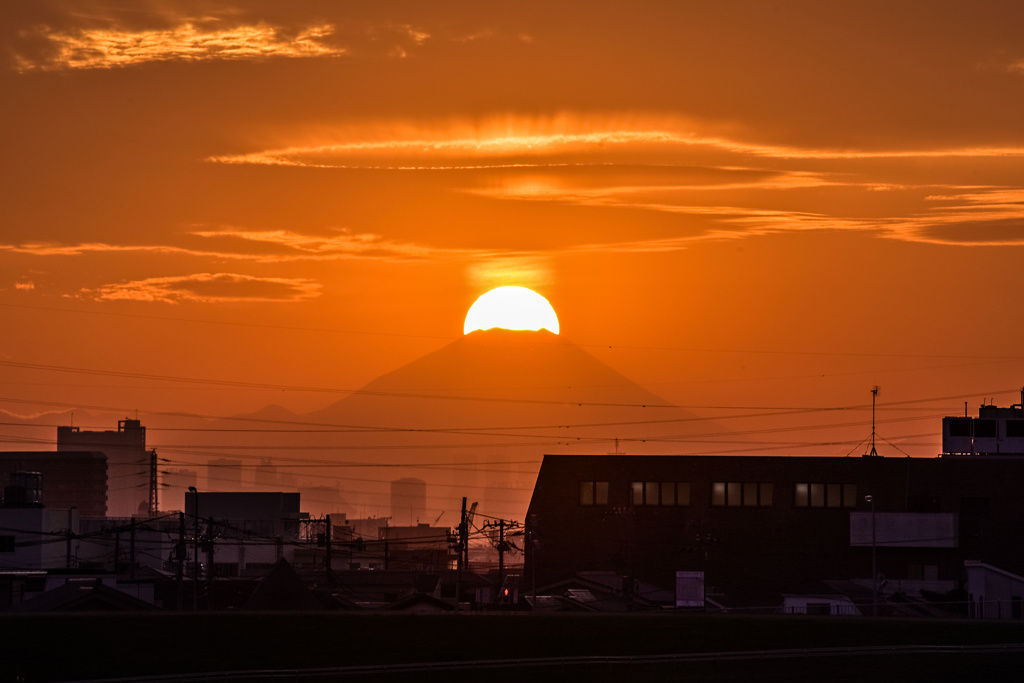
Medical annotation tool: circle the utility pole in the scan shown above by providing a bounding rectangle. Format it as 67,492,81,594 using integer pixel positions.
206,516,215,609
383,517,390,571
866,494,877,616
148,449,158,515
130,517,136,581
325,514,332,579
528,513,537,607
188,486,198,610
455,497,466,612
177,512,185,610
496,520,507,605
65,507,75,570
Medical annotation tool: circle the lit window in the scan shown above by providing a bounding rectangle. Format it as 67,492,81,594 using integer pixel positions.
795,483,809,507
796,482,855,509
810,483,825,507
727,482,742,507
827,483,842,508
580,481,594,506
580,481,609,506
628,481,691,506
759,483,773,507
631,481,644,506
646,482,660,506
712,482,726,506
743,482,758,507
661,482,675,506
677,482,691,506
842,484,856,508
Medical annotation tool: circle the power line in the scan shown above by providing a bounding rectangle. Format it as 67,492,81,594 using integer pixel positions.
6,301,1024,361
0,361,677,409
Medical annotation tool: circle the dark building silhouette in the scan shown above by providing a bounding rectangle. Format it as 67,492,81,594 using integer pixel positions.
391,477,427,526
57,419,149,517
0,452,107,517
207,458,243,491
526,450,1024,608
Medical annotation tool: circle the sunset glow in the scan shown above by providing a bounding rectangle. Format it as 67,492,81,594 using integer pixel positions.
463,286,560,335
4,1,1024,539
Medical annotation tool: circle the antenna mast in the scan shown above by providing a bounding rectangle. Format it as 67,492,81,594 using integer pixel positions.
867,386,880,457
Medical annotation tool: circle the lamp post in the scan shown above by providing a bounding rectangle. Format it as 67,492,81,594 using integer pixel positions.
865,494,877,616
188,486,199,610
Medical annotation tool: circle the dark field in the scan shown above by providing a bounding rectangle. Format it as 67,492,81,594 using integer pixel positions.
3,612,1024,682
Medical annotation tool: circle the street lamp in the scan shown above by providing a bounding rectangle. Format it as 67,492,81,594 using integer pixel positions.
188,486,199,610
865,494,877,616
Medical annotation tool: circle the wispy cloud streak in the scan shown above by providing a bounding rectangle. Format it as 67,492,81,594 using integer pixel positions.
209,128,1024,168
0,230,490,263
80,273,322,304
15,22,343,71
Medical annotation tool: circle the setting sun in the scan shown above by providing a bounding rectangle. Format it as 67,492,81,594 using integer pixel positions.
463,286,560,335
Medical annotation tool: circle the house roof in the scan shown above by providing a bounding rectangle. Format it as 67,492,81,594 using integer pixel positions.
12,578,155,612
535,573,669,612
243,559,354,610
383,592,455,612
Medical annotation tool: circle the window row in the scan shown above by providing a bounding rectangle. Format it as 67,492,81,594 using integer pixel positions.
794,482,857,508
579,480,610,506
578,480,859,509
711,482,773,507
948,418,1024,438
631,481,691,507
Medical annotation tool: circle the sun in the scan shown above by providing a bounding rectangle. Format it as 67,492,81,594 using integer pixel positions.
464,286,560,335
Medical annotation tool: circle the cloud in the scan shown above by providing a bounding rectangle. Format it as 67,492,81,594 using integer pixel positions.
14,22,344,71
189,228,489,261
79,273,321,304
902,219,1024,246
467,257,553,290
207,116,1024,169
0,229,488,263
14,281,35,290
885,188,1024,246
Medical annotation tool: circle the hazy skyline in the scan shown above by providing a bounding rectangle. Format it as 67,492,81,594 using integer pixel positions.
4,1,1024,479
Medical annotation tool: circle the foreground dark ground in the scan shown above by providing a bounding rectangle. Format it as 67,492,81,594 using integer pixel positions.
3,612,1024,682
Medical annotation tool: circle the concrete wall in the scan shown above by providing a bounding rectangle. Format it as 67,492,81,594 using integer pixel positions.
849,512,958,548
0,508,79,570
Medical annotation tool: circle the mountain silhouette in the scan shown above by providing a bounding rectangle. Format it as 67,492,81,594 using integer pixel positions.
1,332,717,522
282,329,703,521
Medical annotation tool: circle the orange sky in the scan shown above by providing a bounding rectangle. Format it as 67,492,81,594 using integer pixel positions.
3,2,1024,514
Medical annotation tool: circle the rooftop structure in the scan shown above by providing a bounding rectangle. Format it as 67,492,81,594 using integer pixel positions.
942,390,1024,456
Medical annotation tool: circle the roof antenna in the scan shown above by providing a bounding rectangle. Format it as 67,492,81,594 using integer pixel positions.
865,386,880,457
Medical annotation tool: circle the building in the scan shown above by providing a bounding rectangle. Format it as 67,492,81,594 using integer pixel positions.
0,473,80,571
379,523,454,572
942,391,1024,456
207,458,243,491
162,468,197,511
525,428,1024,611
185,491,302,577
57,419,150,517
390,478,427,526
0,452,107,518
254,458,297,491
